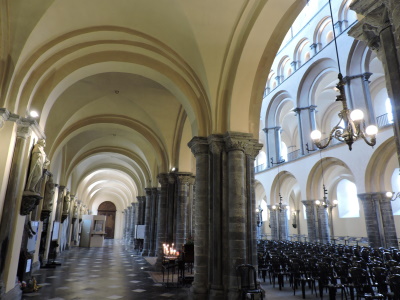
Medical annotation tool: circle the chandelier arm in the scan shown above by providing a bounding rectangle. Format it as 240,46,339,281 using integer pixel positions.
358,131,377,147
314,125,342,149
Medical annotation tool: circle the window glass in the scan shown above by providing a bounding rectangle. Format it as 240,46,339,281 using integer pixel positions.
391,168,400,215
281,142,288,162
385,98,394,123
337,179,359,218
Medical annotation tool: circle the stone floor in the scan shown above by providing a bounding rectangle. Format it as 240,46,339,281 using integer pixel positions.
22,240,189,300
21,240,318,300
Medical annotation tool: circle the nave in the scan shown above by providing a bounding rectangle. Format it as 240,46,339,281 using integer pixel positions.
21,240,189,300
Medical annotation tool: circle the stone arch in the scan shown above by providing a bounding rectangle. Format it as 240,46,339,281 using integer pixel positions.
365,137,398,193
6,28,211,137
293,38,311,68
307,156,354,201
313,16,333,50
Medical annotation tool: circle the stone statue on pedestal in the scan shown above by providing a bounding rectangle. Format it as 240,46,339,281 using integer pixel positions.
26,139,50,192
43,176,56,211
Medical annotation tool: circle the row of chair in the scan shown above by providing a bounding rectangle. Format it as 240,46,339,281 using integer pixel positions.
257,240,400,300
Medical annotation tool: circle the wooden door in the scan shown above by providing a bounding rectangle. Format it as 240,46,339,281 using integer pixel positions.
98,201,116,239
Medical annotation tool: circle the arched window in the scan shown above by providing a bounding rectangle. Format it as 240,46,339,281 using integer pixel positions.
326,31,333,44
261,199,268,221
391,168,400,215
281,141,288,162
385,98,394,124
337,179,359,218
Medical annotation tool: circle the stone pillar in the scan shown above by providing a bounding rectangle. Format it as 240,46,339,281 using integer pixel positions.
268,206,278,240
349,0,400,167
302,200,317,243
358,192,398,248
262,128,271,168
130,202,138,245
142,189,152,256
188,137,210,298
274,127,282,162
310,43,319,56
155,174,169,268
185,176,195,242
175,173,192,249
277,206,289,241
189,132,262,300
316,205,330,244
123,208,128,241
127,206,133,244
149,190,158,256
293,108,305,155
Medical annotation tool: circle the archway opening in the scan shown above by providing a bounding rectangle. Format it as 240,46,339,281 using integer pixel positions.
98,201,117,239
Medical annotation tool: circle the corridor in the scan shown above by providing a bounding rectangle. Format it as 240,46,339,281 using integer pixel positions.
22,240,189,300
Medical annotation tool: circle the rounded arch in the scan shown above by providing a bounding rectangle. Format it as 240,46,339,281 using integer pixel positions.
293,38,311,68
7,27,212,137
98,201,117,211
365,137,398,192
49,115,169,173
307,156,354,200
270,170,301,210
313,16,332,50
264,90,294,128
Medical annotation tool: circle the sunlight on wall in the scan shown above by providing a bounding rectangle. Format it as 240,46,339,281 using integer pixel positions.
391,168,400,215
337,179,360,218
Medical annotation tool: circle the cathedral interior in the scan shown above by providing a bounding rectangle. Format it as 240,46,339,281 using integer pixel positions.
0,0,400,299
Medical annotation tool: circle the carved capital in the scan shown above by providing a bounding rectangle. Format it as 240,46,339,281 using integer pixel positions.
188,136,209,157
208,134,224,155
176,173,193,185
157,173,169,186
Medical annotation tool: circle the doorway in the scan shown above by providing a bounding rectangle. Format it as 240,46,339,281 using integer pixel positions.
97,201,117,239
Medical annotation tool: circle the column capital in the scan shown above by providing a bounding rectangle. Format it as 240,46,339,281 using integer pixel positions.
208,134,224,155
188,136,209,157
301,200,316,207
145,188,152,196
176,172,193,185
224,131,262,158
157,173,169,186
358,192,392,203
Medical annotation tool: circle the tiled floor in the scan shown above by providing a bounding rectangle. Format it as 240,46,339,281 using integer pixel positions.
22,240,190,300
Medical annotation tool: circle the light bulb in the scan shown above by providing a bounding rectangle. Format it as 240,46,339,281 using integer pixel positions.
365,125,378,136
315,200,321,205
311,130,322,141
386,192,393,198
350,109,364,121
272,205,277,210
332,199,338,205
256,208,259,213
29,110,39,118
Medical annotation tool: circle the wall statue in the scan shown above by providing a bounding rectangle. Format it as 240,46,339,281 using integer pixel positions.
26,139,50,192
62,191,71,215
43,176,56,211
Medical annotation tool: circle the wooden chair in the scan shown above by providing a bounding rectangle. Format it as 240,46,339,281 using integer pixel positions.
236,264,264,300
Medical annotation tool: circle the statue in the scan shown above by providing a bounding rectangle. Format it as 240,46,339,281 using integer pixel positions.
62,191,71,215
73,201,79,219
26,139,50,192
43,176,56,211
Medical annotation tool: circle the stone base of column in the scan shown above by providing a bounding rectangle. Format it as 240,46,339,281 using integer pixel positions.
148,250,156,256
209,285,225,300
141,250,149,256
227,288,240,300
190,284,209,300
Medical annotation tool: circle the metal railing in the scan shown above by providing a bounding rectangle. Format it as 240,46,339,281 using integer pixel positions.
376,113,394,128
254,163,267,174
287,149,301,161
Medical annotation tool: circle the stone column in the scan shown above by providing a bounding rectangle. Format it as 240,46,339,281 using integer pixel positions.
0,120,33,295
277,205,289,241
262,128,271,168
274,127,282,162
358,192,398,248
301,200,317,243
185,176,195,242
268,206,278,240
188,137,210,298
349,0,400,166
316,205,330,244
123,208,128,241
175,173,192,249
127,206,133,244
293,108,305,155
141,189,152,256
155,174,169,268
208,135,225,298
130,202,138,246
149,189,158,256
